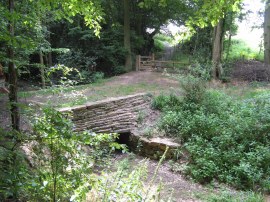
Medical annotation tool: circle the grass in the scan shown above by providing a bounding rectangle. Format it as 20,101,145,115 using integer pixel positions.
196,190,265,202
211,82,270,100
17,71,270,109
225,39,263,62
19,79,172,108
18,78,113,98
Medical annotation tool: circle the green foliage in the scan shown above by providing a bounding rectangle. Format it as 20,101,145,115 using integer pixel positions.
154,39,165,52
171,52,190,65
225,39,264,62
57,49,97,72
152,94,181,111
87,147,169,201
179,75,207,105
29,108,123,201
153,34,174,52
0,108,125,201
47,64,104,86
28,108,124,201
186,0,242,29
154,34,174,44
181,27,213,63
112,66,127,75
157,77,270,191
88,161,151,201
52,22,126,76
0,129,30,201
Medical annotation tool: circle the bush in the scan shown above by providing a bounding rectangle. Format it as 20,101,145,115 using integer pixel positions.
180,75,207,105
0,108,125,201
152,94,181,110
47,65,104,86
57,49,97,72
157,78,270,191
112,66,127,75
29,108,125,201
0,129,31,201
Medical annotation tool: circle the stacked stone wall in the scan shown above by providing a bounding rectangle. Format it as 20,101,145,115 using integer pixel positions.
59,93,151,133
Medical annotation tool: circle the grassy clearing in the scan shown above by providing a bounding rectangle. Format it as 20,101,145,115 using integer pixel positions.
20,79,175,108
210,82,270,100
18,72,270,109
18,78,113,98
225,39,263,62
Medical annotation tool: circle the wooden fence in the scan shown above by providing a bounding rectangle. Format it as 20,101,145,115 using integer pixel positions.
135,54,187,71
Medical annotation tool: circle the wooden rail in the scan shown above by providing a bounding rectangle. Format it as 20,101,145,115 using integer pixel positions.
136,54,187,71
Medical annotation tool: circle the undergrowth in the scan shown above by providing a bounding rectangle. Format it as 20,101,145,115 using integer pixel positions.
153,75,270,192
1,108,167,201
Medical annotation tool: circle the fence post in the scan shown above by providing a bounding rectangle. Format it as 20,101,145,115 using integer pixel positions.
151,53,155,69
136,55,141,71
151,53,155,61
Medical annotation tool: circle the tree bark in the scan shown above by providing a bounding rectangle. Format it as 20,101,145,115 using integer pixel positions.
212,19,224,79
48,52,52,67
39,50,46,88
124,0,132,71
264,0,270,65
8,0,20,131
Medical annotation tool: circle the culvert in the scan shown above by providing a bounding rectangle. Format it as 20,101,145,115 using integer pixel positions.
116,132,181,160
59,93,181,159
115,132,131,147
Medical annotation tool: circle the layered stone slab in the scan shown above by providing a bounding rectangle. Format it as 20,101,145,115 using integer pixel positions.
58,93,151,133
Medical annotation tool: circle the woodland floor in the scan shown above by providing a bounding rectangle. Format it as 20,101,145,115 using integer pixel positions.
1,61,270,201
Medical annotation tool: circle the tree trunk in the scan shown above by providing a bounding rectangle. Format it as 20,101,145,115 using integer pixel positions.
225,31,232,62
8,0,20,131
39,50,46,88
264,0,270,65
124,0,132,71
48,52,52,67
212,19,224,79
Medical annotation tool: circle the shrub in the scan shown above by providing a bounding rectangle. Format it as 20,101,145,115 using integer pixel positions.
29,108,125,201
180,75,207,106
0,129,31,201
0,108,125,201
112,66,127,75
47,65,104,85
57,49,97,72
152,94,181,111
157,78,270,191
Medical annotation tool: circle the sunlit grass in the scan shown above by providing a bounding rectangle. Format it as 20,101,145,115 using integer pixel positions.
224,39,263,61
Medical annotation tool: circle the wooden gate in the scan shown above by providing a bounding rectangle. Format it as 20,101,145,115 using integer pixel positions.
136,54,187,71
